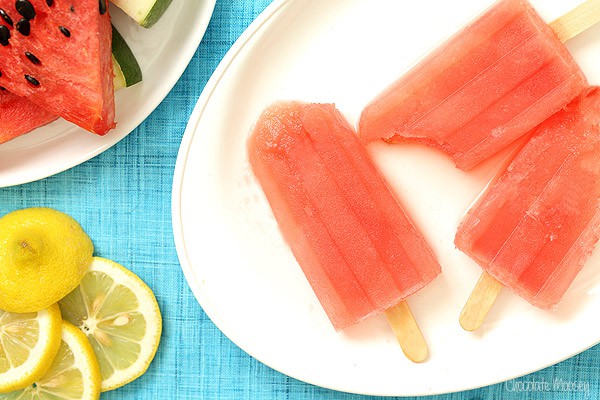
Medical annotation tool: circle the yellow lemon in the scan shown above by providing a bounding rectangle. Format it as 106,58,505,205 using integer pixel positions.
0,304,62,393
59,257,162,391
0,321,102,400
0,208,94,313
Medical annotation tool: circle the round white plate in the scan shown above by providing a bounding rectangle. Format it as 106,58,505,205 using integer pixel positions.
172,0,600,396
0,0,217,187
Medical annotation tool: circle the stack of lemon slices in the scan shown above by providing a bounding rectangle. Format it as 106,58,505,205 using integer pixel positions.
0,208,162,399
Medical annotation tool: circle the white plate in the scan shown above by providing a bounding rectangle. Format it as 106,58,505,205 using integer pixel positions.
172,0,600,396
0,0,217,187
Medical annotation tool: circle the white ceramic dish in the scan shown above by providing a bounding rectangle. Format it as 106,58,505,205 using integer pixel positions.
172,0,600,396
0,0,217,187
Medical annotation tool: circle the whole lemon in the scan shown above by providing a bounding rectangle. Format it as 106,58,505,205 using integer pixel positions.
0,208,93,313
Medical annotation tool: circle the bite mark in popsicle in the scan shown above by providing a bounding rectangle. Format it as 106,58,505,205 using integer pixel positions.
358,0,595,170
248,102,441,361
457,87,600,330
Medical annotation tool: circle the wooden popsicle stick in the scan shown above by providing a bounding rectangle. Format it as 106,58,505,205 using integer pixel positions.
550,0,600,43
459,271,504,331
385,300,428,362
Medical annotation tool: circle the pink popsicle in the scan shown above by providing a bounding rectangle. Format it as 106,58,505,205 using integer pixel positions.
248,102,440,358
359,0,588,170
456,87,600,311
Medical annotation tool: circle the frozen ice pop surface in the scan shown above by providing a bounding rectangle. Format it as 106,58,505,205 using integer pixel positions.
248,101,441,330
359,0,588,170
455,87,600,309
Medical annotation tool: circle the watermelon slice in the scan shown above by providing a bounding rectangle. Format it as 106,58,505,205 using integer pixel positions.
0,0,115,135
0,23,141,145
0,89,56,144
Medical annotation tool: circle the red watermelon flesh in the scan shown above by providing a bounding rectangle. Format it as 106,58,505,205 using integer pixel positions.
0,0,115,135
0,89,56,144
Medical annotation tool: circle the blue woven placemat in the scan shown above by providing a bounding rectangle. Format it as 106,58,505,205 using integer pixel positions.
0,0,598,399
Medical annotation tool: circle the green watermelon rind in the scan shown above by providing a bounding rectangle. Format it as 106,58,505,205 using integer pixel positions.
141,0,174,28
111,0,174,28
112,24,143,87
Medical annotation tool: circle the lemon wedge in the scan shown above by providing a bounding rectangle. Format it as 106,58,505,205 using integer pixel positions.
0,208,93,313
59,257,162,391
1,321,102,399
0,304,62,393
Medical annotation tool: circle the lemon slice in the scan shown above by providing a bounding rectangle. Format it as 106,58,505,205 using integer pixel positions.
59,257,162,391
0,304,62,393
1,321,102,399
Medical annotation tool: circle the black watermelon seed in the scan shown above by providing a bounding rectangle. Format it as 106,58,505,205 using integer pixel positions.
99,0,106,15
15,18,29,35
0,71,2,77
70,5,74,12
59,25,70,37
16,0,35,21
0,25,9,46
25,51,40,65
24,74,39,86
0,8,14,26
0,87,5,91
46,0,54,6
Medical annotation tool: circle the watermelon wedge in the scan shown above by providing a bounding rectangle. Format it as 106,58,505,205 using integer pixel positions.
0,0,115,135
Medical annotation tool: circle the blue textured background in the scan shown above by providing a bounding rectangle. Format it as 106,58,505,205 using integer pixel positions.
1,0,599,399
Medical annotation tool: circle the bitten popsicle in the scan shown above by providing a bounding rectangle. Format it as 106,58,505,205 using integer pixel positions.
457,87,600,330
248,101,441,362
359,0,600,170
